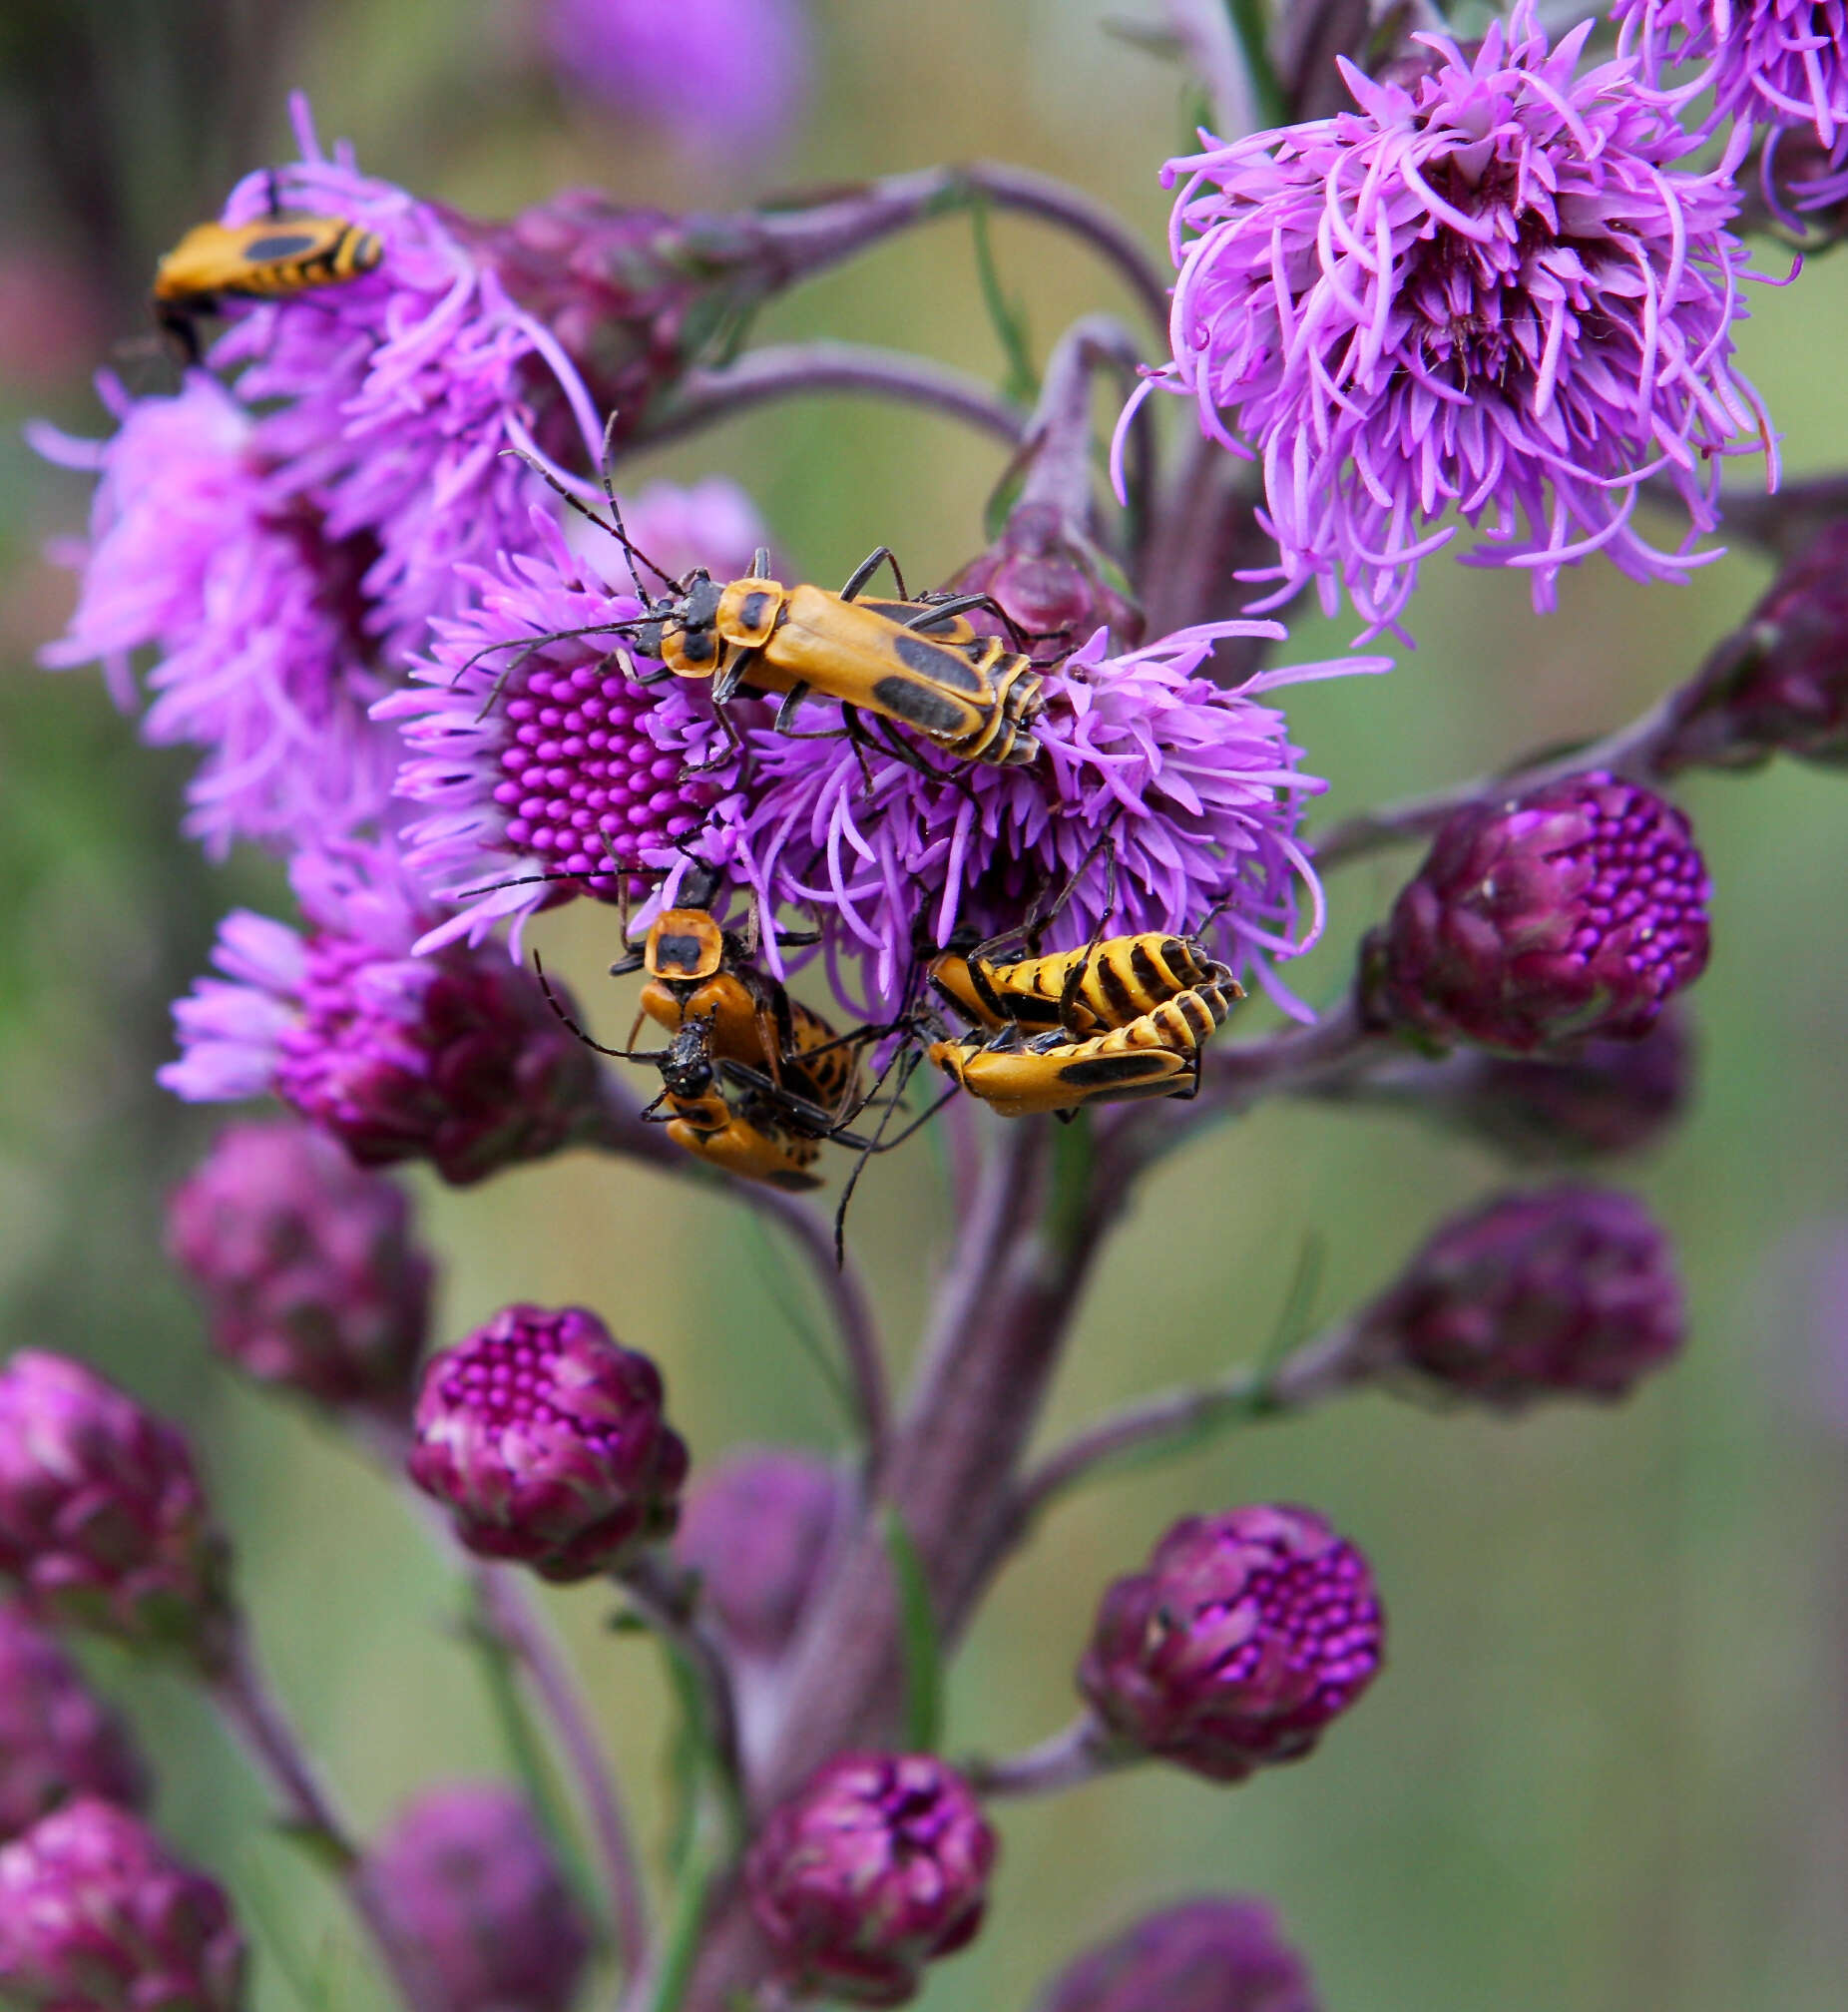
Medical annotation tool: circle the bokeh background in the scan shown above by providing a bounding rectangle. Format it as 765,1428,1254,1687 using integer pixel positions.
2,2,1847,2007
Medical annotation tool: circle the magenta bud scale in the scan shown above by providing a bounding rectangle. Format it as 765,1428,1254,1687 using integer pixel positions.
1032,1896,1321,2012
0,1603,150,1843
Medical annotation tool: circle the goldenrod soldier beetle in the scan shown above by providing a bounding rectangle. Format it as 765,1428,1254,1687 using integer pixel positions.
651,1018,828,1193
460,428,1049,771
927,978,1241,1120
153,175,382,364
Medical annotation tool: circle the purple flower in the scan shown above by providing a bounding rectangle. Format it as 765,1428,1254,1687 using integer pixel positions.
1367,771,1711,1054
1354,1186,1687,1407
1079,1505,1384,1783
673,1448,845,1661
0,1798,245,2012
1136,4,1774,638
375,511,738,950
0,1353,234,1671
1418,1004,1695,1162
31,374,393,857
0,1604,150,1844
1657,518,1848,770
745,1752,997,2006
542,0,812,160
1032,1897,1320,2012
207,99,608,670
160,841,601,1186
408,1305,688,1580
1616,0,1848,146
358,1783,591,2012
729,622,1389,1018
166,1120,432,1415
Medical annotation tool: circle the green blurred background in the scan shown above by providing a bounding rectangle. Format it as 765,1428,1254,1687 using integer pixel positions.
2,2,1846,2006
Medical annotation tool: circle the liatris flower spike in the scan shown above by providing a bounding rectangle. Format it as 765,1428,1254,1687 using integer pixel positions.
1657,520,1848,771
0,1797,246,2012
1366,773,1710,1054
1354,1187,1686,1408
167,1120,432,1416
1137,3,1773,638
1079,1505,1384,1783
0,1353,234,1672
1615,0,1848,148
745,1752,997,2006
160,841,601,1185
408,1305,689,1580
358,1783,592,2012
1032,1896,1321,2012
0,1604,150,1844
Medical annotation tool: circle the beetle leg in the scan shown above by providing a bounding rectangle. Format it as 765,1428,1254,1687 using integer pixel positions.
840,546,906,602
748,546,771,579
772,681,815,732
713,646,761,705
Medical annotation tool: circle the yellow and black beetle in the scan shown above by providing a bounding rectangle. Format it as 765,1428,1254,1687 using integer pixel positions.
153,187,382,363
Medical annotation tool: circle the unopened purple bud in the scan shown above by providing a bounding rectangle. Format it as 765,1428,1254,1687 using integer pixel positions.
0,1797,245,2011
1657,521,1848,772
1368,772,1709,1053
0,1603,149,1842
1429,1005,1694,1162
1079,1506,1383,1784
746,1752,997,2006
0,1353,233,1671
408,1306,688,1581
1355,1187,1685,1408
166,1120,431,1415
673,1448,845,1661
358,1783,591,2012
944,500,1145,666
1032,1896,1320,2012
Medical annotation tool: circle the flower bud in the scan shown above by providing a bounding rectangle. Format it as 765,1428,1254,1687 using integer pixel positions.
0,1797,245,2011
1424,1004,1693,1163
0,1353,233,1671
1032,1896,1320,2012
0,1603,149,1842
673,1448,845,1661
944,500,1144,666
166,1121,431,1416
1354,1187,1685,1408
358,1783,591,2012
1079,1506,1383,1783
746,1752,997,2006
1368,772,1709,1053
1656,521,1848,772
408,1306,688,1581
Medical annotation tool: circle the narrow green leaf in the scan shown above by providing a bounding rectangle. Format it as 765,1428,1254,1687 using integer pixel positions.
238,1855,338,2012
647,1812,719,2012
1257,1229,1326,1379
968,195,1038,406
266,1818,357,1880
881,1507,944,1754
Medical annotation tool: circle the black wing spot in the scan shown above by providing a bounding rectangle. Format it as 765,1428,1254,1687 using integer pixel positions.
735,591,774,634
1056,1051,1182,1090
870,675,977,735
891,632,988,694
238,232,324,261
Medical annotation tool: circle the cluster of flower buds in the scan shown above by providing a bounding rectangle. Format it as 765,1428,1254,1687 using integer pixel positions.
166,1120,431,1417
0,1603,149,1842
409,1305,688,1580
745,1751,997,2005
1080,1505,1383,1783
357,1782,591,2012
1365,772,1710,1054
0,1796,245,2012
0,1353,234,1672
1032,1896,1320,2012
1655,521,1848,772
1354,1187,1686,1408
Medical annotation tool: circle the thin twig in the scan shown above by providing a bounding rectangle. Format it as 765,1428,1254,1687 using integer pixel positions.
964,1716,1117,1799
474,1566,649,1972
1308,694,1684,871
210,1626,443,2012
641,343,1028,453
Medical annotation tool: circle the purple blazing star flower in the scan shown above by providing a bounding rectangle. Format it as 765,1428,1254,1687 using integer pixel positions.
376,508,739,950
728,621,1389,1019
31,374,393,857
542,0,812,160
159,839,599,1185
1132,4,1775,639
1616,0,1848,147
